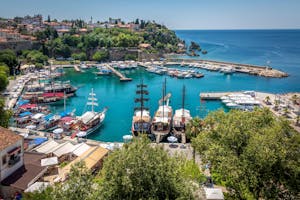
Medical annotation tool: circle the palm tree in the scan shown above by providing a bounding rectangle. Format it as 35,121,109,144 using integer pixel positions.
186,117,204,141
296,114,300,126
291,94,298,105
274,100,280,111
265,96,270,104
283,107,289,117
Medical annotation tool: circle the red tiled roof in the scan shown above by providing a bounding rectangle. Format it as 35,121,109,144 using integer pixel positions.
0,127,22,150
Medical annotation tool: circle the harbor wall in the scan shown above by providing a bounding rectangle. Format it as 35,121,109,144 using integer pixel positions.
0,41,41,52
108,48,138,61
166,58,269,70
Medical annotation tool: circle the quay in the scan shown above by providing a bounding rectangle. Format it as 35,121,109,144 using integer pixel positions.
165,58,288,78
50,58,288,79
200,92,243,100
105,64,132,82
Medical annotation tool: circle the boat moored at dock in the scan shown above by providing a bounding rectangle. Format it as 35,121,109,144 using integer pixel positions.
131,80,151,136
151,79,173,143
71,88,107,136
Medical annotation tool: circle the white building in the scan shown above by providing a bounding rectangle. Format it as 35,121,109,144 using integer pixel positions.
0,127,24,182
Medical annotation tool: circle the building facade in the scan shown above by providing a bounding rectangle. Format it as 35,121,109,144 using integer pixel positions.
0,127,24,182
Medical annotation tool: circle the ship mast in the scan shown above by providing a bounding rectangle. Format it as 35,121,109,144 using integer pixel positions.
181,85,186,123
135,79,149,120
162,78,166,119
87,88,98,113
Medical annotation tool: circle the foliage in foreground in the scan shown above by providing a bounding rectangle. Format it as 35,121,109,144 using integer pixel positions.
24,137,202,200
98,137,195,200
23,162,97,200
191,108,300,199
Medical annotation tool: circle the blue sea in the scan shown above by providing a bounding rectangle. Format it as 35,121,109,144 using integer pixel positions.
54,30,300,142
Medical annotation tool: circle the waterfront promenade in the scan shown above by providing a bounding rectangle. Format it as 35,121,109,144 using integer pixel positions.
200,91,300,132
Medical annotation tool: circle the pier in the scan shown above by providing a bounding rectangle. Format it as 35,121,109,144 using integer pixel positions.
165,58,288,78
200,92,242,100
73,65,82,72
105,64,132,82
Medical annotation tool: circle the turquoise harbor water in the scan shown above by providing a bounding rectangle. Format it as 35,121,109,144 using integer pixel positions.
53,30,300,142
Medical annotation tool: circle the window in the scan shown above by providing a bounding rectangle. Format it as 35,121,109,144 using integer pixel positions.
2,155,7,165
8,154,20,166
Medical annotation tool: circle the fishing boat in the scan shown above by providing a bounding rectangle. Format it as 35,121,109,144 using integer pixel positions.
151,79,173,143
80,63,88,69
96,66,112,76
131,80,151,136
172,85,192,142
71,88,107,135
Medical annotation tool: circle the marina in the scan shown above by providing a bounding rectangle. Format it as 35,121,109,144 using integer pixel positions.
4,61,299,142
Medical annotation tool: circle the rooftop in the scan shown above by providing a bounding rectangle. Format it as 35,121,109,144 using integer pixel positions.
1,152,46,190
0,126,22,151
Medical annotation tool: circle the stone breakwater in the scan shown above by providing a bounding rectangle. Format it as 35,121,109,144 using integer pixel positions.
165,58,288,78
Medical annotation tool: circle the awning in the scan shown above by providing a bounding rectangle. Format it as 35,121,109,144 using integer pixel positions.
19,104,37,109
25,182,50,193
41,157,58,167
8,146,21,155
19,111,32,117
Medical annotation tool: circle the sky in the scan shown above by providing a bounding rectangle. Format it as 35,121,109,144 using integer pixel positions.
0,0,300,30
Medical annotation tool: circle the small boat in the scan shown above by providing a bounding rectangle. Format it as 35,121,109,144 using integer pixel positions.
80,64,88,69
96,66,112,76
220,67,235,75
131,80,151,136
71,88,107,136
151,78,173,143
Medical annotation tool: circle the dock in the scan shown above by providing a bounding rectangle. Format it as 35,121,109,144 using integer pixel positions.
73,65,82,72
165,58,288,78
105,64,132,82
200,92,241,100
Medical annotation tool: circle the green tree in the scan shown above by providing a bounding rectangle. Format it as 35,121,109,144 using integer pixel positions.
24,50,48,65
92,50,109,62
264,96,270,104
124,53,137,61
186,117,205,141
98,137,195,199
71,52,87,61
24,162,98,200
291,94,298,105
192,108,300,199
0,98,12,127
0,73,8,91
0,64,9,76
0,50,18,75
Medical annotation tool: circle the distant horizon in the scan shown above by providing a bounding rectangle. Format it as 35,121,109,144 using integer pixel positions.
174,28,300,31
1,0,300,30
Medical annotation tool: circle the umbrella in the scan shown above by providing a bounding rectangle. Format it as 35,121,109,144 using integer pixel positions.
76,131,87,137
123,135,133,141
167,136,178,143
106,143,115,151
53,128,63,134
26,125,36,130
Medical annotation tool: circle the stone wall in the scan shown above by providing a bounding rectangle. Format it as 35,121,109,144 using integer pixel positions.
108,48,139,61
0,41,41,52
138,51,163,61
